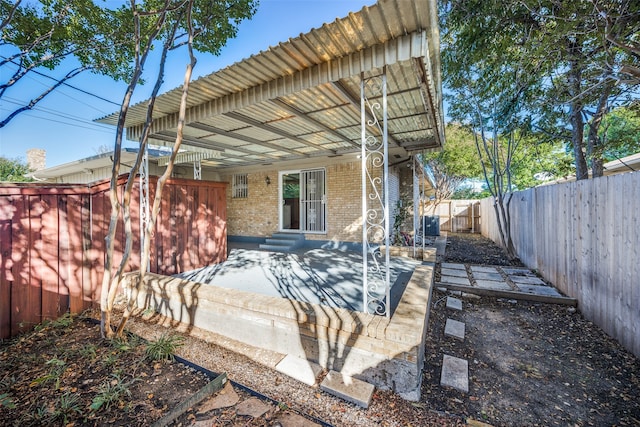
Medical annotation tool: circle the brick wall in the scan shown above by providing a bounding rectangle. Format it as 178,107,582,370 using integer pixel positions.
224,161,367,242
222,159,407,243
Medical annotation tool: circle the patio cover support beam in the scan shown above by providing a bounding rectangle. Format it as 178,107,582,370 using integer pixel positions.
126,31,429,140
331,81,400,149
361,68,390,317
224,111,337,155
188,122,309,158
270,98,360,149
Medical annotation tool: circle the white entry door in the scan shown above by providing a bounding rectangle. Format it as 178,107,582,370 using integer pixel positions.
280,169,326,233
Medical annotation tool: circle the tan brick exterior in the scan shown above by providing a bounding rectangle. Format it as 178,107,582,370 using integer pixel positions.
223,160,372,242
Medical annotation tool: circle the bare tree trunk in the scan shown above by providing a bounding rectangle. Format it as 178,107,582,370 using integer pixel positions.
100,1,169,338
587,80,614,178
116,1,198,336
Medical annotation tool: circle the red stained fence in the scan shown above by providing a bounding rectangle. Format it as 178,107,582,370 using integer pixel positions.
0,175,227,338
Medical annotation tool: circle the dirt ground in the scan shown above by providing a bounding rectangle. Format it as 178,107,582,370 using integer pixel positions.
424,233,640,426
1,233,638,426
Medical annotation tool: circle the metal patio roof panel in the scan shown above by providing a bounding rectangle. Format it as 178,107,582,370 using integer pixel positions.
98,0,438,126
96,0,443,167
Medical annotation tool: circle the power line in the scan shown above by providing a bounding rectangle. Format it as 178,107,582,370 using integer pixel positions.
1,55,122,107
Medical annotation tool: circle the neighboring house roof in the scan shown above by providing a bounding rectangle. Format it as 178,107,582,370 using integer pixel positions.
29,147,174,181
603,152,640,175
96,0,444,171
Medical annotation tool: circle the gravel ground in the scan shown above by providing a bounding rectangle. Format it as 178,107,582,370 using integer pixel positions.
118,233,639,426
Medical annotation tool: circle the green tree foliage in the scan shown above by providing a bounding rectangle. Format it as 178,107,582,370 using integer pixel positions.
0,156,32,181
441,0,640,180
99,0,258,339
0,0,136,127
599,105,640,161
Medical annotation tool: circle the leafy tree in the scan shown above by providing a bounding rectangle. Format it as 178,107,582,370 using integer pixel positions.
100,0,257,339
0,0,136,128
599,105,640,161
0,155,32,181
440,0,640,180
422,124,483,210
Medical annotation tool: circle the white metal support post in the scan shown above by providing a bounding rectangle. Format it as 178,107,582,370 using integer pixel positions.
361,68,390,317
193,159,202,180
139,145,150,272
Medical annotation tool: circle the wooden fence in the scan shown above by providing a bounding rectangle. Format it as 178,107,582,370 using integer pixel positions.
0,175,227,339
479,172,639,358
423,200,481,233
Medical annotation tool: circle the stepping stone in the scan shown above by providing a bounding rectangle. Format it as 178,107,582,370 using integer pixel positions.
441,354,469,393
275,413,321,427
470,266,499,274
444,318,465,340
236,397,271,418
320,370,375,408
502,267,534,276
442,262,466,270
440,275,471,286
197,381,239,413
515,284,562,297
509,275,546,285
472,272,504,281
446,296,463,311
441,268,468,278
475,279,512,291
276,355,323,386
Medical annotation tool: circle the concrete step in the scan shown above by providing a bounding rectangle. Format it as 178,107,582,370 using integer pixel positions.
444,318,465,340
275,355,322,386
440,354,468,393
320,370,375,408
259,233,305,252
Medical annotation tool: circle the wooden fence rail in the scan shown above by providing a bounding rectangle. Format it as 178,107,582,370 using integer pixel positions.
0,175,227,339
479,172,639,358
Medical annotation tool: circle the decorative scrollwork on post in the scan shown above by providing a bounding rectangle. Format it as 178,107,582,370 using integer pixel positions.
361,71,390,317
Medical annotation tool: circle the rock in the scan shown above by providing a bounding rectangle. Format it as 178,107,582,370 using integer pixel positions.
197,382,239,413
236,397,271,418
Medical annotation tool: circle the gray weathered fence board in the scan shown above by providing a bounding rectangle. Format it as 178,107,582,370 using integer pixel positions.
479,172,639,358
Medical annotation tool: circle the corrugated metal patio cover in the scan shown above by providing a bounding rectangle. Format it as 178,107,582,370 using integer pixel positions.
97,0,443,169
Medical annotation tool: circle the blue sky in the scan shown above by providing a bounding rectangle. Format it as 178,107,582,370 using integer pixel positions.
0,0,376,168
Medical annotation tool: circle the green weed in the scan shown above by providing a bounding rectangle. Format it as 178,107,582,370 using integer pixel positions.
144,333,184,361
90,374,137,412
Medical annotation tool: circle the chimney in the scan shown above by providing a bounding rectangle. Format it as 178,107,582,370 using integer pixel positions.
26,148,46,171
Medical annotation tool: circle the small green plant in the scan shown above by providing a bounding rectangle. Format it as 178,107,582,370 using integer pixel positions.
102,353,120,369
110,336,132,353
90,374,136,411
144,334,184,361
0,392,16,409
51,392,82,424
30,357,66,389
78,344,98,360
49,313,74,329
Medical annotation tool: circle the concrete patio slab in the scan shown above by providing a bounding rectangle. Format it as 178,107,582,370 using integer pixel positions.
472,272,504,281
440,275,471,286
509,275,546,286
470,266,500,274
475,279,512,291
441,268,469,278
441,354,468,393
516,284,562,296
441,263,466,270
502,267,535,276
320,371,375,408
